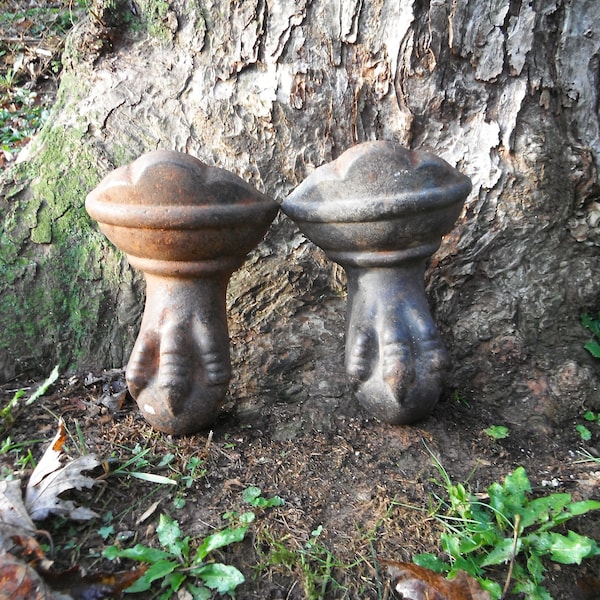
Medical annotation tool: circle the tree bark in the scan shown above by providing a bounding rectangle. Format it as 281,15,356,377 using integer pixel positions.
1,0,599,428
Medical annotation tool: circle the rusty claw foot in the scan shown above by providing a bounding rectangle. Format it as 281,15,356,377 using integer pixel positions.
124,275,231,432
86,151,278,434
282,141,471,424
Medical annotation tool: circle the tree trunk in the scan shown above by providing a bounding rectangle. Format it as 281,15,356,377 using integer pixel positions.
1,0,599,429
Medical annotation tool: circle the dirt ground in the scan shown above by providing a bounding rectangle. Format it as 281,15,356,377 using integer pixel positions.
1,367,599,599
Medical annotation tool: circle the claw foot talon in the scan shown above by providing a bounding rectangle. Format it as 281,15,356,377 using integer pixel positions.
381,339,415,400
346,329,374,382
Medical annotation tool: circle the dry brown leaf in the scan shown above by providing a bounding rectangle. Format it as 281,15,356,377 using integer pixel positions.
0,420,100,557
0,476,39,558
0,551,53,600
0,421,118,598
385,561,491,600
0,534,145,600
24,420,100,522
0,479,36,533
43,565,148,600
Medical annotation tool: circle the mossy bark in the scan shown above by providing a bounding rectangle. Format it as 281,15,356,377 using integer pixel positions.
0,73,143,379
1,0,599,431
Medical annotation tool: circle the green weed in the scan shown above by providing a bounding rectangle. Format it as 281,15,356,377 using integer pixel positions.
98,510,116,541
104,513,247,599
256,524,354,599
576,411,600,442
0,366,59,434
107,443,176,486
169,455,208,508
452,390,470,407
483,425,510,440
242,485,284,509
574,448,600,466
582,312,600,358
0,437,43,477
413,448,600,599
0,68,17,92
179,455,207,489
104,487,284,598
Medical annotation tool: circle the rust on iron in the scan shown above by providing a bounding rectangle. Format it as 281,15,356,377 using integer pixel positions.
86,150,278,434
282,141,471,424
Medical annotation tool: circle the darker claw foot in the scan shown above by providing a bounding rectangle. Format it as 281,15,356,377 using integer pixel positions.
381,338,415,401
345,274,450,424
346,329,374,382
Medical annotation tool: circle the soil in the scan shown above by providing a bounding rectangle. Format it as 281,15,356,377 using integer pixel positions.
1,369,599,599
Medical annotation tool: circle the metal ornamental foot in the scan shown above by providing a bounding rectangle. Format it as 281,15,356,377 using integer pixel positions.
282,141,471,424
86,151,278,435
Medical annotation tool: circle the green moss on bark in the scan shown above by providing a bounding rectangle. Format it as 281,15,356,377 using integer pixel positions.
0,116,133,379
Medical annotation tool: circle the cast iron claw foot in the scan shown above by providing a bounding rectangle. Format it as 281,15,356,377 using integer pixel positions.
86,151,278,434
281,141,471,424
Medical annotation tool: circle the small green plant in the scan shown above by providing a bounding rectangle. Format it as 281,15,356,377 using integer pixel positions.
0,437,43,477
0,390,25,426
483,425,509,440
452,390,470,407
104,513,249,599
180,455,207,489
575,448,600,466
98,511,116,541
108,443,176,486
413,452,600,599
257,525,348,599
242,485,284,509
170,455,208,508
584,410,600,425
576,424,592,441
104,487,284,598
0,68,17,93
0,366,59,434
582,312,600,358
576,411,600,441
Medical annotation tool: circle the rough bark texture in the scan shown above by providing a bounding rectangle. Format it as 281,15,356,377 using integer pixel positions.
1,0,599,429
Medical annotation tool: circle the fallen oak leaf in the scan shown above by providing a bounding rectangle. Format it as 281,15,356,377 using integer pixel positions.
26,420,70,490
42,564,148,600
0,479,36,534
25,455,100,522
0,420,113,599
0,479,45,560
0,537,146,600
384,561,491,600
24,420,100,522
0,551,52,600
11,533,53,568
0,533,54,578
0,484,51,562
